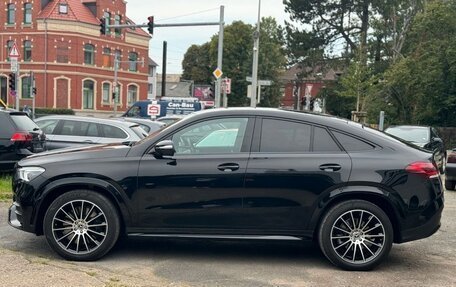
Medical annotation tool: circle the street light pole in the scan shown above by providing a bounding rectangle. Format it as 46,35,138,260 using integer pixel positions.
113,54,119,116
250,0,261,108
215,5,224,108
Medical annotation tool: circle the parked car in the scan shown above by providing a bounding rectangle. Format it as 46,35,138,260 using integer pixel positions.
385,125,446,173
114,117,165,135
35,115,147,150
156,115,185,126
0,110,45,171
445,149,456,190
123,98,202,119
9,108,443,271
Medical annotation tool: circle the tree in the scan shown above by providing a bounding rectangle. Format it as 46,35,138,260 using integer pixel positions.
182,19,286,107
181,43,212,85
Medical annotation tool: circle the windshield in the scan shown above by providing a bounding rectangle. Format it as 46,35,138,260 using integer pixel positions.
385,127,430,143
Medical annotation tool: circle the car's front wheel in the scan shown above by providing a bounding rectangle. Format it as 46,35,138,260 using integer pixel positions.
318,200,393,271
43,190,120,261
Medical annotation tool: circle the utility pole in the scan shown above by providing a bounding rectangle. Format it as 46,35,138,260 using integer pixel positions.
250,0,261,108
113,54,119,116
215,5,224,108
162,41,167,98
29,71,35,119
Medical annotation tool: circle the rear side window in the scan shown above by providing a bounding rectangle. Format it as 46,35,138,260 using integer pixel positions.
36,119,59,134
260,119,311,152
10,114,39,132
100,124,128,139
131,126,147,138
313,127,341,152
332,131,375,151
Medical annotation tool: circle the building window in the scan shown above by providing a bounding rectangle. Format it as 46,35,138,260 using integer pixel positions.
6,41,14,61
103,48,111,67
83,80,95,109
24,3,32,24
103,12,111,35
84,44,95,65
23,40,32,62
148,84,153,94
127,85,138,105
21,76,32,99
56,44,69,63
114,15,121,37
7,4,15,24
128,52,138,72
114,50,121,69
59,3,68,14
102,82,111,103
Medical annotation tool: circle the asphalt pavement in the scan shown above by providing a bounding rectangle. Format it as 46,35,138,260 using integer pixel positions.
0,188,455,287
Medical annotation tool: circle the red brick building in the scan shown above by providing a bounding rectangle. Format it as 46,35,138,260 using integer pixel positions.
0,0,150,113
280,64,342,110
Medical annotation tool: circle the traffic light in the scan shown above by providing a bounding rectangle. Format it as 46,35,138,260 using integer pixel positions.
8,73,15,91
310,98,315,111
32,87,37,95
100,18,106,35
147,16,154,35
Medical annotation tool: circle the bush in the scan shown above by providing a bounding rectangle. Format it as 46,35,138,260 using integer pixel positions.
34,108,75,116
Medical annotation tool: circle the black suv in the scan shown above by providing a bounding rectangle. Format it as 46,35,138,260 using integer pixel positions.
9,108,443,270
0,110,45,171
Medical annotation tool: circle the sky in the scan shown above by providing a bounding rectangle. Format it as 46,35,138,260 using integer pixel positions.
127,0,291,74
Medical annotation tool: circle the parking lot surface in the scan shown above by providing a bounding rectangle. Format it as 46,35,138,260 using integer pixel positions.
0,189,455,287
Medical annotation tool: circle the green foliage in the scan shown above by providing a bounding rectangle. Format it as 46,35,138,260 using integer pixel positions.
181,18,286,107
35,108,75,115
374,0,456,126
0,175,12,202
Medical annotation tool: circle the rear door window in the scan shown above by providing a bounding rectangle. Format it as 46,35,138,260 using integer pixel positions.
100,124,128,139
332,131,375,151
260,119,311,153
10,114,39,132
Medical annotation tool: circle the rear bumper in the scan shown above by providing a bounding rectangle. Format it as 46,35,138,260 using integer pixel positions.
398,194,444,243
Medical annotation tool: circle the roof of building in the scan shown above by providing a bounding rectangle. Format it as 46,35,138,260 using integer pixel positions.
149,58,159,67
38,0,100,25
37,1,150,38
281,64,344,82
156,82,192,98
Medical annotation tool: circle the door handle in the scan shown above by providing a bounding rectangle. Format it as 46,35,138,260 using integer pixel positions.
319,163,342,172
217,163,240,172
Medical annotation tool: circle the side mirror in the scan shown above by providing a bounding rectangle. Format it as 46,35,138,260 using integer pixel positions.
152,140,175,159
433,137,443,144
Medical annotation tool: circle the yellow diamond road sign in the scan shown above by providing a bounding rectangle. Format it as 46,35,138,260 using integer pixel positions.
213,68,223,79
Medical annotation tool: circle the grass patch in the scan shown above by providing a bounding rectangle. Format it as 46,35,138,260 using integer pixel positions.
0,174,12,202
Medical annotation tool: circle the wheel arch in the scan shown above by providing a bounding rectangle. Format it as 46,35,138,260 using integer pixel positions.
34,177,132,236
310,186,403,243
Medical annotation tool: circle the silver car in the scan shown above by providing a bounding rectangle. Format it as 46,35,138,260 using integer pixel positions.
35,115,147,150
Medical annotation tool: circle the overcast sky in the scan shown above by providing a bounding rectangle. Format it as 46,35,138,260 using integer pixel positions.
127,0,290,74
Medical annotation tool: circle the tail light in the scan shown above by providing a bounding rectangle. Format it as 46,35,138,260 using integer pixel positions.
406,161,439,178
448,153,456,164
11,132,33,142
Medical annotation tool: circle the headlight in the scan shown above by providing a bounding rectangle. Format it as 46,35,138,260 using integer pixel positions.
17,167,45,182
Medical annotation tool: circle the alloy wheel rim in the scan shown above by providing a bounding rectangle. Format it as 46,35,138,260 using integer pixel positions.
330,209,385,264
52,200,108,255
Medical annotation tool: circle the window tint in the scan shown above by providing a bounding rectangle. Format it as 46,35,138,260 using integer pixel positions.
260,119,311,153
332,131,375,151
172,118,248,155
80,122,99,137
313,127,341,152
36,119,59,134
56,120,99,137
10,114,39,132
100,124,128,139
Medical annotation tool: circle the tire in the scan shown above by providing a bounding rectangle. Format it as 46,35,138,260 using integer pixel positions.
318,200,393,271
445,179,455,191
43,190,120,261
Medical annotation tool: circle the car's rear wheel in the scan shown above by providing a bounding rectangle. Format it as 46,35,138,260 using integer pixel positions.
318,200,393,271
445,179,455,191
43,190,120,261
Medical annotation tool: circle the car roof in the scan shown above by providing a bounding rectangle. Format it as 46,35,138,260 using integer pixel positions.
116,117,165,126
36,115,139,128
386,125,431,129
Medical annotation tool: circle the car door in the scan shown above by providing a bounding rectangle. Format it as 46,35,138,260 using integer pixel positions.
35,118,59,150
135,116,254,231
242,118,352,233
